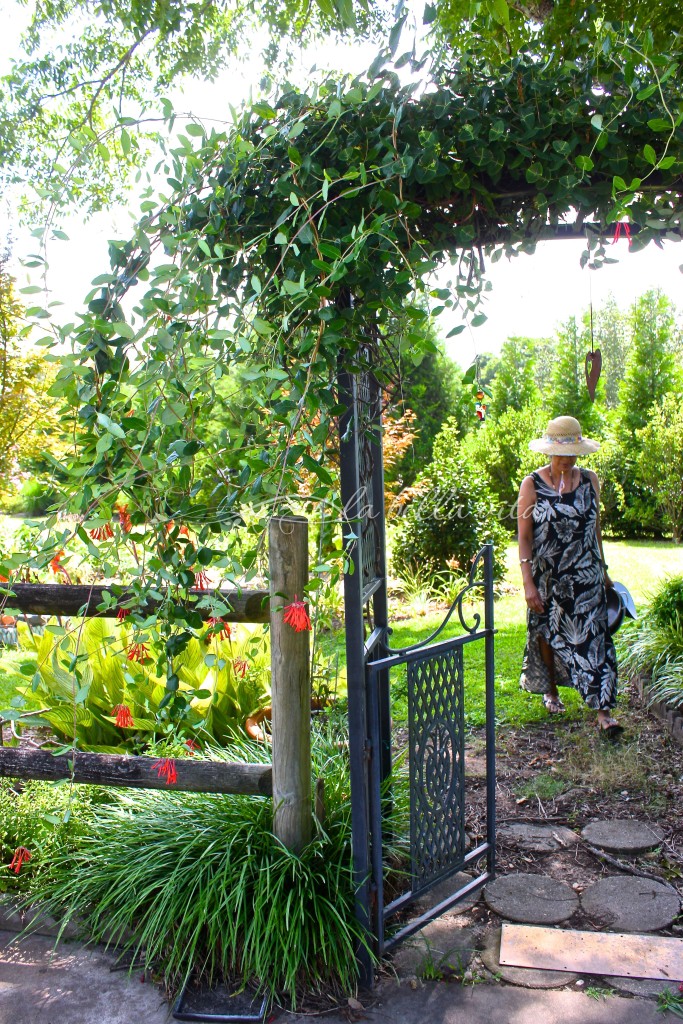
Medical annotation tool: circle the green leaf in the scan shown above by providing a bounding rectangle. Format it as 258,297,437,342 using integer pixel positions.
96,413,126,439
590,114,603,131
185,122,205,137
575,155,594,172
658,156,676,170
643,144,657,165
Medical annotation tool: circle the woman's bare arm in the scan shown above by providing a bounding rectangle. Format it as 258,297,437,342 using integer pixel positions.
518,475,544,613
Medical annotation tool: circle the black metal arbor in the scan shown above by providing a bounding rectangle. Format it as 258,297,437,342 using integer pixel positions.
338,358,496,982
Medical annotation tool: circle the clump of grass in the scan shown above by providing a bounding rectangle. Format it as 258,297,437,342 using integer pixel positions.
516,772,567,802
23,733,374,1008
559,726,652,795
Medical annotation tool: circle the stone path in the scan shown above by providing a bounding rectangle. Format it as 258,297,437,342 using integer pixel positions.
390,818,682,996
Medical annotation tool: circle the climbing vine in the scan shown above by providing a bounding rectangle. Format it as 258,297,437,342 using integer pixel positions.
4,28,682,715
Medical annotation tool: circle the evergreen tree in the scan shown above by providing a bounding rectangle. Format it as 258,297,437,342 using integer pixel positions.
489,336,541,419
589,294,629,409
618,290,683,438
392,340,472,486
549,316,605,435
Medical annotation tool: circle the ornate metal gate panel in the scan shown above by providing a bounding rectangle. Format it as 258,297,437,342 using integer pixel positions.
338,360,496,977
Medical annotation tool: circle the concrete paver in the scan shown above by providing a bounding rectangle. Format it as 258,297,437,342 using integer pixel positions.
0,931,170,1024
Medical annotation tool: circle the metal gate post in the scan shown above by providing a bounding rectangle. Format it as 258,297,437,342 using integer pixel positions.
338,365,374,987
483,542,496,880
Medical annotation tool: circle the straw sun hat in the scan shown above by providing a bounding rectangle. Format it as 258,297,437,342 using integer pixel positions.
529,416,600,456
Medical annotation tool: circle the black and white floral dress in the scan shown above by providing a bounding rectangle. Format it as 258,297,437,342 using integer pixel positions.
519,469,618,709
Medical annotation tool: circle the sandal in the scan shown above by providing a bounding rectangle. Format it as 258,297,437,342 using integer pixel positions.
598,719,624,741
542,694,566,714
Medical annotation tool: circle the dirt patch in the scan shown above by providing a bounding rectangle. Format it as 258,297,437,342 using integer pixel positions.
463,679,683,905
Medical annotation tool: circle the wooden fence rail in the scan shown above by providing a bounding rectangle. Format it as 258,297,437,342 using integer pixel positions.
1,583,270,622
0,747,272,795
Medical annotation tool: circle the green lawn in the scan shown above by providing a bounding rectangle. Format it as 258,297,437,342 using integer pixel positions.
320,539,683,730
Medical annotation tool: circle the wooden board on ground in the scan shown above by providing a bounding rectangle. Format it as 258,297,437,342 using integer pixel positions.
499,922,683,981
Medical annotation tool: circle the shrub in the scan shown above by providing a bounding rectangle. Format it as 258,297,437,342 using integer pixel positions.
649,575,683,629
391,419,508,582
13,618,271,751
21,732,400,1007
0,780,102,892
619,575,683,711
461,404,547,521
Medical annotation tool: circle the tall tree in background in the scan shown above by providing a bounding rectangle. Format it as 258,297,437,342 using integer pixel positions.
549,316,605,434
0,251,63,503
589,294,629,409
391,340,471,487
489,336,541,419
618,290,682,437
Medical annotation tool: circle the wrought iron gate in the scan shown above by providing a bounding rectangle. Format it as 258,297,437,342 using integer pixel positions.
338,362,496,980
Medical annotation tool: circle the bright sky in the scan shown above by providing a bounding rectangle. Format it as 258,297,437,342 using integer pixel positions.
2,5,682,366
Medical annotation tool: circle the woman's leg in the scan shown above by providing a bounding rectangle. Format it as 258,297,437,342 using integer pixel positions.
538,638,565,711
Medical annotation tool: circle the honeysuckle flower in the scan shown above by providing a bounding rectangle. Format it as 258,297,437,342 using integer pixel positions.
89,523,114,540
116,504,132,534
232,657,248,678
116,607,132,622
151,758,177,785
206,617,231,641
126,641,148,662
49,550,65,574
185,738,200,754
283,595,312,633
112,704,134,728
9,847,31,873
194,569,211,590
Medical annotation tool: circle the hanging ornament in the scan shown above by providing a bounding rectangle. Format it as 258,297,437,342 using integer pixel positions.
584,299,602,402
475,390,487,421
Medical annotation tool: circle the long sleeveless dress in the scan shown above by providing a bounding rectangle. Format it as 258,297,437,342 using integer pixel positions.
519,469,618,710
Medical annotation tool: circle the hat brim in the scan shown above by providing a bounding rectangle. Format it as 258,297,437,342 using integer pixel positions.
529,438,600,455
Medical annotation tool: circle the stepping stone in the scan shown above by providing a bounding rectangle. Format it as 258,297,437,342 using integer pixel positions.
391,921,483,980
480,927,578,988
413,871,481,916
484,873,579,925
581,876,680,932
581,819,664,854
498,823,579,853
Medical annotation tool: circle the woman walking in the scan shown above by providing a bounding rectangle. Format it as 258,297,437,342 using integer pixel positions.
517,416,622,738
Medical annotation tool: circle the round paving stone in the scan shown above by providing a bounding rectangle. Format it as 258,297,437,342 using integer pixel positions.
480,927,578,988
580,876,680,932
581,819,664,854
413,871,481,916
498,823,580,853
484,873,579,925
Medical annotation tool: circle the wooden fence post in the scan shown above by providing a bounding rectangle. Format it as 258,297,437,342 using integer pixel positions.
269,515,312,852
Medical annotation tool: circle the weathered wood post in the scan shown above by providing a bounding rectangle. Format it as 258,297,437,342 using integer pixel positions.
269,515,312,852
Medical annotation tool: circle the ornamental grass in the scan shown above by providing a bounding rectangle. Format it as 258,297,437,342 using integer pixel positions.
23,731,393,1007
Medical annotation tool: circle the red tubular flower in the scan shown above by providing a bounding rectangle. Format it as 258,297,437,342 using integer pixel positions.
283,595,312,633
206,617,231,641
116,504,132,534
612,221,632,247
151,758,177,785
9,847,31,874
49,550,66,574
112,704,134,728
116,607,132,622
232,657,248,678
127,641,148,663
0,573,8,583
89,523,114,541
194,569,211,590
178,525,190,537
185,738,200,754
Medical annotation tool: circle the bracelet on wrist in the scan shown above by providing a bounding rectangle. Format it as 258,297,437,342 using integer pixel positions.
520,558,532,564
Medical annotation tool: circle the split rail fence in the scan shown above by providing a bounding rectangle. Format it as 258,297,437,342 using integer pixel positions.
0,515,312,852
